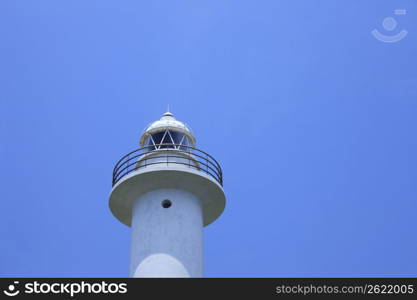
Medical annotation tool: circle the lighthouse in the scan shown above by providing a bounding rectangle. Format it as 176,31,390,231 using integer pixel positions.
109,111,226,277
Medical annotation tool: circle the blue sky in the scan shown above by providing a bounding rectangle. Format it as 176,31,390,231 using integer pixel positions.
0,1,416,277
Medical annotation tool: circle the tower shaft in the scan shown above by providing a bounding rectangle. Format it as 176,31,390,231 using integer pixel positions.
130,189,203,277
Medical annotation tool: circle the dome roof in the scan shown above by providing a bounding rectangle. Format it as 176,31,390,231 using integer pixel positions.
140,112,195,146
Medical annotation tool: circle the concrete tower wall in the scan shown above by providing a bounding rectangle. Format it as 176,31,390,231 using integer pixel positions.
129,189,203,277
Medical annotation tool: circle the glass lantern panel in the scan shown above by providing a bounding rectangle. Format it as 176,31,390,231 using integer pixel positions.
145,136,156,151
151,131,165,146
159,131,175,149
180,136,191,151
169,131,185,146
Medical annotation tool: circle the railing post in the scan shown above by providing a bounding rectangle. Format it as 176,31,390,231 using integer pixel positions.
127,154,130,176
188,147,191,168
145,154,147,168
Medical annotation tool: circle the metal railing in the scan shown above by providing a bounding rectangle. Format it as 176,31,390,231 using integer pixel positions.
112,144,223,187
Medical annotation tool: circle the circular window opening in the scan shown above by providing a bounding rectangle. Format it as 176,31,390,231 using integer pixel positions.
161,199,172,208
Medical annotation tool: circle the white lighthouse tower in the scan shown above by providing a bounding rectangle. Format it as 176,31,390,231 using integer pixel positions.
109,111,226,277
